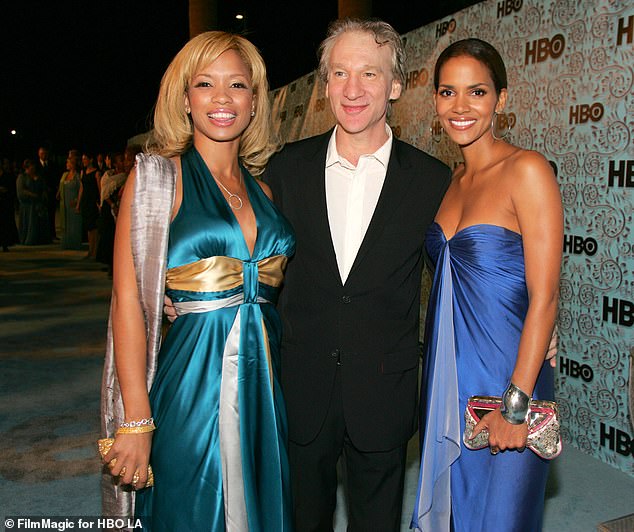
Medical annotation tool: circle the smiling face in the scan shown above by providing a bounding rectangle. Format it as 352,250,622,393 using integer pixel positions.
325,31,402,146
434,55,507,148
185,49,254,147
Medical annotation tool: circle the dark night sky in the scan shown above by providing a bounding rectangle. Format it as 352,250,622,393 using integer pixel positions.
0,0,480,161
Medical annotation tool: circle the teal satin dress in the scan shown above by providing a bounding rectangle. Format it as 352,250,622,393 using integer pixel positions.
136,148,295,531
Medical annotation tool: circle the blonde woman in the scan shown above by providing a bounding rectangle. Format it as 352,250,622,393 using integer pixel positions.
101,32,294,530
57,155,82,250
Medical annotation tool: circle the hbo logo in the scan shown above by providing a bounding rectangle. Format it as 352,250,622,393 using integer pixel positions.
570,103,604,124
497,0,523,17
559,357,593,382
600,423,634,457
436,19,456,39
563,234,598,256
525,33,565,64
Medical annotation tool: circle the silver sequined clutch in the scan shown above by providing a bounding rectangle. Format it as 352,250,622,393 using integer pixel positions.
463,396,562,460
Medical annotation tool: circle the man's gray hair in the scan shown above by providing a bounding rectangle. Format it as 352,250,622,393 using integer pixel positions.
317,18,407,87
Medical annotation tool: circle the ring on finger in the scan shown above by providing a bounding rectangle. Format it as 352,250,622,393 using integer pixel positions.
119,466,127,476
132,470,140,485
108,458,117,468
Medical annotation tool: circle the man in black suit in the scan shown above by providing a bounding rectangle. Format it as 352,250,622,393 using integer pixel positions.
36,146,59,240
264,18,451,531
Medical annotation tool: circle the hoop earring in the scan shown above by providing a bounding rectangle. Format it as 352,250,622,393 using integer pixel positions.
430,120,444,143
491,112,511,140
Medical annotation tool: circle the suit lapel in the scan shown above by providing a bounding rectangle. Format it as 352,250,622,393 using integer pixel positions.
346,140,412,283
302,133,341,283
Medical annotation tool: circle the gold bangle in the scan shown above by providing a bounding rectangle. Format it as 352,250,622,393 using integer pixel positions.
115,424,156,435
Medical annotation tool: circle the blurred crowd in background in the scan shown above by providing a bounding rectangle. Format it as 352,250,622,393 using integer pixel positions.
0,145,142,277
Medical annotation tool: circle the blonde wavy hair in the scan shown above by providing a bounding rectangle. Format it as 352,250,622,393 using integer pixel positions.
150,31,277,175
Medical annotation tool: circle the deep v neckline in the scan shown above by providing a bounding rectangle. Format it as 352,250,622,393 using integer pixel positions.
227,171,260,259
193,149,260,259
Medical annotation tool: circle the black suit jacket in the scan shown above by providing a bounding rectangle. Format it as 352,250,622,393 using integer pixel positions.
265,131,451,451
37,160,59,195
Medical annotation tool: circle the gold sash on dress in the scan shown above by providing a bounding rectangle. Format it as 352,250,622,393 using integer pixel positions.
166,255,288,293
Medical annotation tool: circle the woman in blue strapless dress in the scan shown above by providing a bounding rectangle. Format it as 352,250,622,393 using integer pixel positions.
101,32,293,530
412,39,563,532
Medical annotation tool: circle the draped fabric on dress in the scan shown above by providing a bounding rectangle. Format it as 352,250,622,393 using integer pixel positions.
134,148,294,531
101,154,176,522
411,237,460,532
412,223,553,532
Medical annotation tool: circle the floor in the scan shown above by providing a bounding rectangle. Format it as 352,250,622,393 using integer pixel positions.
1,243,633,530
334,436,634,531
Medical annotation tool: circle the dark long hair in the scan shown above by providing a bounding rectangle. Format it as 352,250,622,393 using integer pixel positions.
434,38,507,95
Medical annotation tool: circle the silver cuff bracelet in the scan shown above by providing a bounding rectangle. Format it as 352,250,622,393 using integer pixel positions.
500,382,530,424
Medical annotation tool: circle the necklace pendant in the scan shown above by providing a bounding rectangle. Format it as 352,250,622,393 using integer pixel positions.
228,194,243,210
212,173,244,210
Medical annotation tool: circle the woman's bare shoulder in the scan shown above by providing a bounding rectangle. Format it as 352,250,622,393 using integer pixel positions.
255,178,273,201
509,148,553,175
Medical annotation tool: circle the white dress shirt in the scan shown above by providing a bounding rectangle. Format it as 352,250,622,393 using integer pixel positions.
325,125,393,283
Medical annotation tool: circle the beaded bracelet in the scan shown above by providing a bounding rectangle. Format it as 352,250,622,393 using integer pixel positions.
115,417,156,435
119,417,154,428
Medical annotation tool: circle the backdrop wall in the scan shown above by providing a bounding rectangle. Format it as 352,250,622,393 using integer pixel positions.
269,0,634,477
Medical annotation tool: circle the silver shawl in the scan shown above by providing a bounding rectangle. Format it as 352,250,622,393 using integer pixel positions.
100,153,176,518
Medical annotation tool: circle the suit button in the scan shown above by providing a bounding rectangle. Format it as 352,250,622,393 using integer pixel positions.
330,349,339,358
342,295,351,304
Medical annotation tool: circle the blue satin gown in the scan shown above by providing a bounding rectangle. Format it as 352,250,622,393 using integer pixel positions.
135,148,295,531
412,223,553,532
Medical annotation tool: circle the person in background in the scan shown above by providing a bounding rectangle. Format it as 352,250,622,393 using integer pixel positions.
113,145,142,209
36,146,59,241
77,153,100,259
0,157,19,251
411,38,563,532
96,152,126,275
96,152,107,175
57,154,83,250
17,159,50,245
101,31,293,530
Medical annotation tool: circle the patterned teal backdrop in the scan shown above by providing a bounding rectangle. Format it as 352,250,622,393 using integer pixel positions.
270,0,634,477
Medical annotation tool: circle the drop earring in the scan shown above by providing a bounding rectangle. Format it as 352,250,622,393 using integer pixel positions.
491,112,511,140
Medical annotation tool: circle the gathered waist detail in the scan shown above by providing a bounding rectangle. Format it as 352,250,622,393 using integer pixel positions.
166,254,288,305
173,294,271,316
